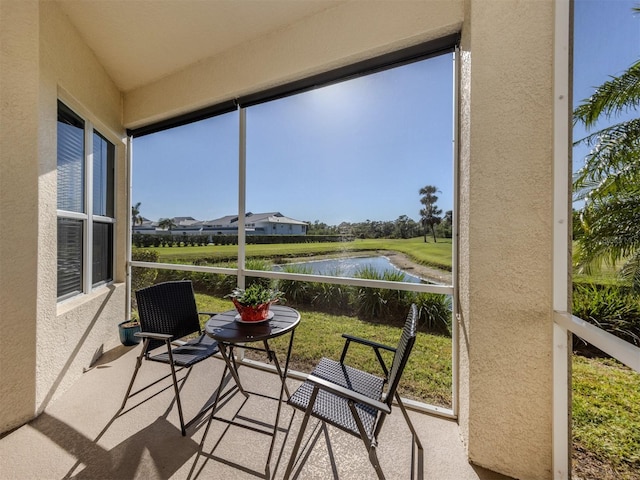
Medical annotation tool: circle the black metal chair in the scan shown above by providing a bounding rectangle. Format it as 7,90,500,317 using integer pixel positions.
120,280,219,436
284,304,423,480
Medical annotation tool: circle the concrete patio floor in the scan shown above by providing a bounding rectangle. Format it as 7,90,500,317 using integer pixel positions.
0,344,513,480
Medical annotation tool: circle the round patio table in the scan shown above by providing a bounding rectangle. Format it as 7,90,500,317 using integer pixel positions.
203,305,300,479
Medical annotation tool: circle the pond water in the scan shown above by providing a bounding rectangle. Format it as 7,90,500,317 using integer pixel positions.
274,256,423,284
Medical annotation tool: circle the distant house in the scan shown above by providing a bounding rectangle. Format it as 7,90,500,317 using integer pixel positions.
132,217,157,233
213,212,308,235
173,216,200,227
133,212,308,236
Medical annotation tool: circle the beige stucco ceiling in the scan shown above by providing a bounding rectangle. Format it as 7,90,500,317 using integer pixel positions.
55,0,345,92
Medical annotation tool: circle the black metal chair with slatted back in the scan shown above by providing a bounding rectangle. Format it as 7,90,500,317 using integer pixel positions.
120,280,219,436
284,304,423,480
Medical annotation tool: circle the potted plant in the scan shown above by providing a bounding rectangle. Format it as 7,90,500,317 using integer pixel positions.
118,317,141,346
226,284,284,322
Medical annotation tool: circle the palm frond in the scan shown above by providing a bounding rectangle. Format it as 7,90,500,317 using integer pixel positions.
619,251,640,292
575,195,640,275
574,118,640,153
574,163,640,202
573,118,640,200
574,59,640,127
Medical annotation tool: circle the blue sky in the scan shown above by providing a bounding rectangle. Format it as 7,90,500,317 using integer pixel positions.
134,54,453,225
134,0,639,225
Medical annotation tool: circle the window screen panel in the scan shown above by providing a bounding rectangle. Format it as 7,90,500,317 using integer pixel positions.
92,222,113,285
57,101,85,213
57,218,83,298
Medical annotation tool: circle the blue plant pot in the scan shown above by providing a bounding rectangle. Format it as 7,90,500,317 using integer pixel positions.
118,320,141,346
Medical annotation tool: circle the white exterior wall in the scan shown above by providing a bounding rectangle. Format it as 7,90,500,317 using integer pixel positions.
0,0,128,432
0,0,40,431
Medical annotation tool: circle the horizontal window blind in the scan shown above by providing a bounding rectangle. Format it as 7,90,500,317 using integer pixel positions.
57,102,85,213
57,218,83,298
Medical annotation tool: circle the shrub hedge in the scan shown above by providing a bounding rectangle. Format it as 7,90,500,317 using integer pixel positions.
130,249,159,292
131,250,639,343
572,282,640,348
132,233,354,248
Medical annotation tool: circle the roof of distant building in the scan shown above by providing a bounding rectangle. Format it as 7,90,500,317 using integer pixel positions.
206,212,307,226
135,212,308,228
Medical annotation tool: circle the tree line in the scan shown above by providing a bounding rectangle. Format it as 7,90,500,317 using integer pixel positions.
306,184,450,241
133,184,451,242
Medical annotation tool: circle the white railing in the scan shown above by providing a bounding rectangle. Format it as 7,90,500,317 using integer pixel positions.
554,311,640,372
553,310,639,480
129,260,454,295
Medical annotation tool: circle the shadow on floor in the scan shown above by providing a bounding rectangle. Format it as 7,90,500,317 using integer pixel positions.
32,412,198,479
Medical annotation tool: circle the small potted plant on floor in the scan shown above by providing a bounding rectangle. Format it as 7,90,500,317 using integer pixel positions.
118,316,141,346
226,284,284,322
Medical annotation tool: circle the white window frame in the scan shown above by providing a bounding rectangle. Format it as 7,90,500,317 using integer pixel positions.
57,97,117,301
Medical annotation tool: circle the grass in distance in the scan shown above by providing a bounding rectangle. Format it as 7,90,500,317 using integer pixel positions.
146,237,454,271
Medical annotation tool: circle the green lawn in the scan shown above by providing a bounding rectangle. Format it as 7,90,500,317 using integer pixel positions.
572,356,640,480
148,237,632,286
147,237,632,290
144,237,454,271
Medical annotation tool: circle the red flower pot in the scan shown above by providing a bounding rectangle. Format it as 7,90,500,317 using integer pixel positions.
232,299,272,321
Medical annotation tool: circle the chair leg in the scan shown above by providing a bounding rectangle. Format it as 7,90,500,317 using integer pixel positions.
395,393,424,480
368,446,386,480
120,339,148,411
165,341,187,436
347,400,386,480
283,386,320,480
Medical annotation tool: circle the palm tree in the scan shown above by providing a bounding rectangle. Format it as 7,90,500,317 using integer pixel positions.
573,53,640,291
158,217,176,232
131,202,143,227
419,185,442,243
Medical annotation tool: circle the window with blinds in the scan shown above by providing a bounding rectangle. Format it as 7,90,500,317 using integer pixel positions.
57,103,85,213
57,100,115,299
57,218,83,298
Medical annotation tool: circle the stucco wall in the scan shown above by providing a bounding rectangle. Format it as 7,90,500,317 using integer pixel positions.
0,0,40,432
0,0,127,432
458,1,555,478
36,0,127,410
